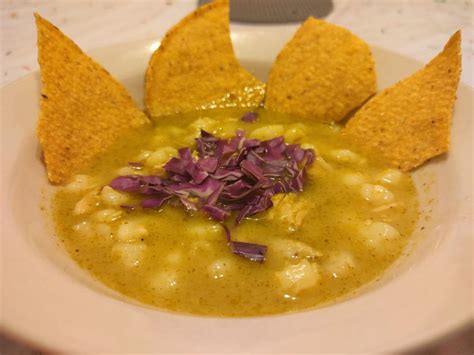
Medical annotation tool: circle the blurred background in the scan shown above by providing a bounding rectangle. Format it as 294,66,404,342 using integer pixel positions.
0,0,472,88
0,0,472,353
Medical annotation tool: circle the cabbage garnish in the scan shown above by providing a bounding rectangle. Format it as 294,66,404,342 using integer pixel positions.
223,225,266,263
110,130,315,262
240,112,258,122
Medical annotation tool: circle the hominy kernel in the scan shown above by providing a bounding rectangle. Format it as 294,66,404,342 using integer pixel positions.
208,259,233,279
112,242,146,267
276,260,321,294
377,169,402,185
73,221,93,237
360,184,395,205
249,125,284,140
93,209,122,223
360,220,400,246
65,175,96,192
116,221,148,242
100,186,128,206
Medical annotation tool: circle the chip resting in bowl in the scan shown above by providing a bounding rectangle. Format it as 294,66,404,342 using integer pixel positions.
35,14,149,184
145,0,265,119
342,31,461,171
265,17,376,123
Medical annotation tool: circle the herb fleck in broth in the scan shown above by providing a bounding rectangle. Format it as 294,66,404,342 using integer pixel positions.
53,108,419,316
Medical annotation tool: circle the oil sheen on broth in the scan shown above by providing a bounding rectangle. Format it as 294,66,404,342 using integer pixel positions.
53,109,419,316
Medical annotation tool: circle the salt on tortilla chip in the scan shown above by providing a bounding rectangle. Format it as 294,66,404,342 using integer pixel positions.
145,0,265,119
35,14,149,184
265,17,376,123
342,31,461,171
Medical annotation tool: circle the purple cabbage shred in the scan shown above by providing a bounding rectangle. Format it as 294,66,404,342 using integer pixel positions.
222,224,267,262
240,112,258,123
109,129,315,262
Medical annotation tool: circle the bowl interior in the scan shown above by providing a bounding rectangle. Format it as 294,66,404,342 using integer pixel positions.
1,28,472,353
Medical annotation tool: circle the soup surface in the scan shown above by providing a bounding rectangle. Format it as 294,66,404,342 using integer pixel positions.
53,108,418,316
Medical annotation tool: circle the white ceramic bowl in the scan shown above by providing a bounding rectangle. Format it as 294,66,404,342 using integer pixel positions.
1,28,472,353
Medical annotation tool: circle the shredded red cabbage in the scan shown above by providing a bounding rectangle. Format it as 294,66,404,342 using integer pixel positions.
110,129,315,262
240,112,258,122
222,225,266,262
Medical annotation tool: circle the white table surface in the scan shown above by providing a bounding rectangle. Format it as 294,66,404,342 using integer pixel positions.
0,0,473,88
0,0,472,354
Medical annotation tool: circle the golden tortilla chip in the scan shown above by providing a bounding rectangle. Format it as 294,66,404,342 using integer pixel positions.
35,14,149,184
265,17,376,122
145,0,265,119
342,31,461,171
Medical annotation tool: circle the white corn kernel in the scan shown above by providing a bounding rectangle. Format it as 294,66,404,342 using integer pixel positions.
276,260,320,294
101,186,128,207
360,184,395,205
377,169,402,185
330,149,360,163
112,242,146,268
73,221,93,237
323,251,356,279
341,172,366,186
250,125,284,140
360,220,400,246
116,221,148,242
208,259,233,279
93,209,123,223
65,175,97,192
73,188,100,215
150,270,178,292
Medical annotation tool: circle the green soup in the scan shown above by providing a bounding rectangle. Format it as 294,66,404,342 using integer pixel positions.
53,108,419,316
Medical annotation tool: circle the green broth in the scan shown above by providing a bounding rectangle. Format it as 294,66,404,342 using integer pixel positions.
53,108,419,316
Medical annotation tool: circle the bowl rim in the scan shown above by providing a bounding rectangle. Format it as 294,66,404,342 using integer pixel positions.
1,33,472,353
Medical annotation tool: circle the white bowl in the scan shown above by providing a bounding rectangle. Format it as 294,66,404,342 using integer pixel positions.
0,28,472,353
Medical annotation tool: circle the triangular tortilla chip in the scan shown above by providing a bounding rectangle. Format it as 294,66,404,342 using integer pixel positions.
342,31,461,171
35,14,149,184
265,17,376,122
145,0,265,119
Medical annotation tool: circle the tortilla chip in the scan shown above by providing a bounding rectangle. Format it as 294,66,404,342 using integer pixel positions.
265,17,376,122
145,0,265,119
342,31,461,171
35,14,149,184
